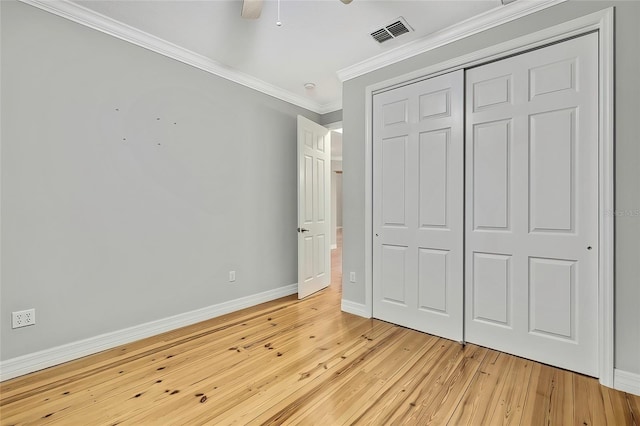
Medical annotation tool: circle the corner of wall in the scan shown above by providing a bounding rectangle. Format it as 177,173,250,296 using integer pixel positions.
341,299,370,318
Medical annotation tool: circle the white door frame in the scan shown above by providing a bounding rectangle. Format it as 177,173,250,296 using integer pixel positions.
363,8,614,387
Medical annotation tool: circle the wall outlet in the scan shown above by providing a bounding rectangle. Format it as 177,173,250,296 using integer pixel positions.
349,272,356,283
12,309,36,329
229,271,236,282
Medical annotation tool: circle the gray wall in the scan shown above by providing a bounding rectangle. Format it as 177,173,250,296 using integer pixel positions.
331,158,343,247
320,109,343,126
0,1,320,360
336,176,343,228
342,1,640,374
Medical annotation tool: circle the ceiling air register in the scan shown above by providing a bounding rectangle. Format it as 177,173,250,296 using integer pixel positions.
371,17,413,44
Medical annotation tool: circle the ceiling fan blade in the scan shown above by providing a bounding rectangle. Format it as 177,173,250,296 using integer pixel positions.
241,0,263,19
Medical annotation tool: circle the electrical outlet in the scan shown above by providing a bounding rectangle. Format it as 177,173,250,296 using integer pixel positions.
229,271,236,282
12,309,36,329
349,272,356,283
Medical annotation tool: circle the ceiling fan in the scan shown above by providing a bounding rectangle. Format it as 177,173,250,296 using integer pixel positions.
241,0,352,20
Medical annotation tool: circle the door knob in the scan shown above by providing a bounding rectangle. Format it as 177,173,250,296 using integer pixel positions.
297,227,310,233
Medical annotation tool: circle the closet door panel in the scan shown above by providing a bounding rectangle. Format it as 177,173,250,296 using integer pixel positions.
465,33,599,377
373,70,464,341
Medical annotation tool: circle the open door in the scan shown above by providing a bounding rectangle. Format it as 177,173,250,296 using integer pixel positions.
297,115,331,299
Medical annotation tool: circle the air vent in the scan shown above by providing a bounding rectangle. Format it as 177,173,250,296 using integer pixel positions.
386,20,410,37
371,28,393,43
370,17,413,44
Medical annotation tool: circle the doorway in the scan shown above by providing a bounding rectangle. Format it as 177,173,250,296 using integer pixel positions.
328,124,344,291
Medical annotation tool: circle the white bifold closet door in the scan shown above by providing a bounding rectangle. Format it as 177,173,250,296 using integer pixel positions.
372,34,598,377
373,70,464,341
465,33,599,376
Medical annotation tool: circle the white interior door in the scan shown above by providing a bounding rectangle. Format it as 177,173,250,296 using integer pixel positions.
465,33,599,376
373,70,464,341
297,115,331,299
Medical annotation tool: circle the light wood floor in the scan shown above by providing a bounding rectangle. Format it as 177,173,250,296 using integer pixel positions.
1,232,639,425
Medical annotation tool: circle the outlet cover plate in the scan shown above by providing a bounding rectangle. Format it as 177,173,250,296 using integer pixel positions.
12,309,36,328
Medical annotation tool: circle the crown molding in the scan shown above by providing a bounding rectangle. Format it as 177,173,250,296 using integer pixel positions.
19,0,334,114
317,99,343,115
337,0,567,82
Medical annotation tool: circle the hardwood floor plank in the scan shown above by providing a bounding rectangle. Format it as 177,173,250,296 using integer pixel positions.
279,331,442,425
447,351,510,425
1,296,340,424
348,342,487,425
484,354,533,425
521,363,574,425
0,296,297,401
627,391,640,425
212,329,392,425
244,327,411,425
396,343,487,425
2,233,638,425
0,297,301,411
573,373,609,426
602,386,637,425
345,338,461,425
449,351,534,426
121,317,390,425
310,334,444,425
43,298,346,424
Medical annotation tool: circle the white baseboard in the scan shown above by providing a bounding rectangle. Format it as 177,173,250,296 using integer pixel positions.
614,369,640,396
0,284,297,382
341,299,370,318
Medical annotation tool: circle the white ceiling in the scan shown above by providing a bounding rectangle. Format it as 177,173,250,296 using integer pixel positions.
72,0,501,112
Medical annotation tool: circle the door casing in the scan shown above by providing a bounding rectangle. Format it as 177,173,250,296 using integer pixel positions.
361,8,615,387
